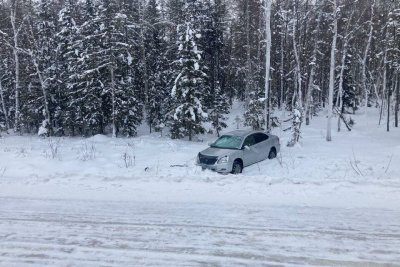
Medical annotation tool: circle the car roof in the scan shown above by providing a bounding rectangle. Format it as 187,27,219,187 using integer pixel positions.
223,130,267,138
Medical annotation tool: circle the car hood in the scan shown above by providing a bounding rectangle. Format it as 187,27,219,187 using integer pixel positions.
199,147,238,158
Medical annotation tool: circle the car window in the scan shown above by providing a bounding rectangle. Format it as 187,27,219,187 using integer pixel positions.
254,133,269,143
211,135,242,149
243,135,256,147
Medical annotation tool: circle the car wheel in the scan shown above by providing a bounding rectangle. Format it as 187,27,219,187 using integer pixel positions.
268,148,276,159
231,160,242,174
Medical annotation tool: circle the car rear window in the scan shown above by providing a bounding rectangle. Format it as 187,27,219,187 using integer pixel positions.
254,133,269,143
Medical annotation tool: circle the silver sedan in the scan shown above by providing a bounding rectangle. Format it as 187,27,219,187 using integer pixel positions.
196,130,280,174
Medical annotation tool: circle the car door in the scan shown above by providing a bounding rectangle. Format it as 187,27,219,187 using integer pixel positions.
241,134,259,166
253,133,270,161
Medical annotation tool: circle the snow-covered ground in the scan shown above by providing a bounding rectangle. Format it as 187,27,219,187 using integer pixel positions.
2,199,400,266
1,103,400,266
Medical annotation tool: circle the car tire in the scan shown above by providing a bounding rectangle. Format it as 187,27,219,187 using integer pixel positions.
268,148,276,159
231,160,243,174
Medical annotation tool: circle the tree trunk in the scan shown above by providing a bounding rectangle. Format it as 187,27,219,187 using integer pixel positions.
10,5,20,132
111,66,116,138
305,11,321,126
264,0,271,132
383,45,388,130
379,94,385,125
336,8,356,131
362,1,375,111
326,0,337,142
379,27,389,126
139,2,149,132
395,73,399,127
292,2,302,109
337,45,347,132
32,56,52,135
0,80,9,130
279,2,286,109
244,0,251,107
387,86,391,132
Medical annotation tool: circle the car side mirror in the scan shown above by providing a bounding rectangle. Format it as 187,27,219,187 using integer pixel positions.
244,145,250,150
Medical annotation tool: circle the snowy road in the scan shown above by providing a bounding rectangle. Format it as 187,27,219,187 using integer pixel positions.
1,198,400,267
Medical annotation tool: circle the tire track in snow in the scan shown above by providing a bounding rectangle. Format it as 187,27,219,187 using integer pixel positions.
1,198,400,266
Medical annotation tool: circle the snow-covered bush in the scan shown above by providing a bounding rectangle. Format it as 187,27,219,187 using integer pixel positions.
0,166,5,178
38,120,50,137
287,108,302,147
244,95,265,130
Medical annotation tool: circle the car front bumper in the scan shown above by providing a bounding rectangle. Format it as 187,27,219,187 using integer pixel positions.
196,162,232,174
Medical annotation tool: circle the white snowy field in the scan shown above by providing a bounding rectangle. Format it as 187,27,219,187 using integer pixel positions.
1,104,400,266
0,104,399,207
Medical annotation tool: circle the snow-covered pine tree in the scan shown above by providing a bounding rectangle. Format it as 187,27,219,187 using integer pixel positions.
238,0,265,130
170,0,208,141
200,0,230,135
56,0,79,135
144,0,169,133
230,0,262,104
71,0,104,136
209,82,229,136
244,91,264,130
96,0,142,137
335,48,358,125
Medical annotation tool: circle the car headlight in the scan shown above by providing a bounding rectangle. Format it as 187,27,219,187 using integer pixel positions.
217,155,229,164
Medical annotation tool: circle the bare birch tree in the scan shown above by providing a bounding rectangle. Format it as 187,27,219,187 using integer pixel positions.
336,7,360,131
292,1,302,110
244,0,252,107
27,22,52,135
0,77,9,130
0,1,25,132
305,10,322,126
326,0,338,142
264,0,272,131
361,0,375,111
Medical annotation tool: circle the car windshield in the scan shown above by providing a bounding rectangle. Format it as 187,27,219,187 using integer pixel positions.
211,135,242,149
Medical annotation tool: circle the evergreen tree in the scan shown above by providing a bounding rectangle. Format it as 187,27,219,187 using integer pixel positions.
170,1,208,141
72,0,104,135
144,0,169,133
56,0,79,135
96,0,142,137
243,91,264,130
209,82,229,136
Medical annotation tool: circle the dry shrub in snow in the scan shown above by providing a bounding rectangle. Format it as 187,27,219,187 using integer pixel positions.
16,147,28,158
0,166,6,178
122,142,135,168
45,138,62,160
77,142,96,161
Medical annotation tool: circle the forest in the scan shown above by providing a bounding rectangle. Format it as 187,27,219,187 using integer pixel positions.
0,0,399,142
